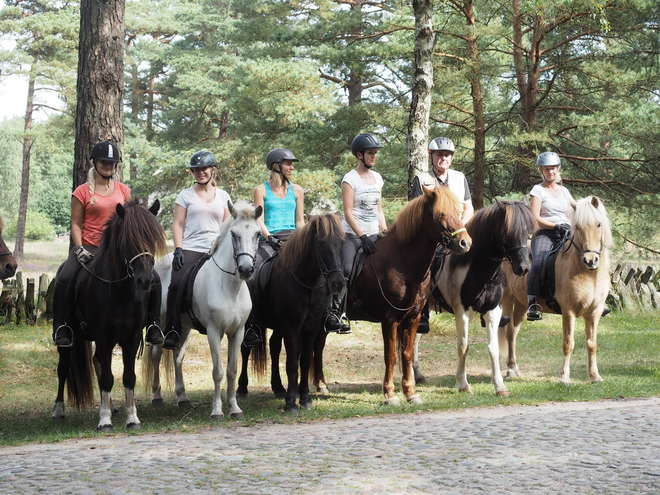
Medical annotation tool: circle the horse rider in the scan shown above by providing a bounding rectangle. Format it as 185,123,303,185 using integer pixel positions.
526,151,575,321
163,150,231,349
409,136,474,333
243,147,306,347
53,141,162,348
329,132,389,335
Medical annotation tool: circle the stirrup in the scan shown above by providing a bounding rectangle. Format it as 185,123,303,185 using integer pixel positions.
527,303,543,321
162,329,180,350
54,324,73,348
242,325,263,348
337,313,351,334
145,322,164,346
324,313,342,333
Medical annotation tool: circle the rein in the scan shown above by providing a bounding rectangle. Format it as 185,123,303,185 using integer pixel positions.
369,254,424,313
80,251,154,284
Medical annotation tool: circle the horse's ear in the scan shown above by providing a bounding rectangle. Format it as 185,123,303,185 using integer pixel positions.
116,203,125,219
591,196,600,209
254,205,263,219
495,198,505,210
149,199,160,216
228,201,236,218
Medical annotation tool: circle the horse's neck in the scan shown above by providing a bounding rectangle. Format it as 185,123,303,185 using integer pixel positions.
388,230,438,280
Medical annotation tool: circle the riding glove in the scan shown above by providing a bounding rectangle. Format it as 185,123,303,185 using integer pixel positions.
554,223,571,237
172,247,185,271
73,245,93,264
360,234,377,254
267,235,283,251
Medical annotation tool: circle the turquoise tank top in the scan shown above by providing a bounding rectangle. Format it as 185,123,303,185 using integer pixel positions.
263,182,297,234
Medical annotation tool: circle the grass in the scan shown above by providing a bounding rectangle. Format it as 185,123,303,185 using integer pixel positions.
1,309,659,446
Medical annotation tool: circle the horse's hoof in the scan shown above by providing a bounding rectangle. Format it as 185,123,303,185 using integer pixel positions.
210,414,225,421
284,406,298,415
459,386,474,395
407,394,423,404
230,412,245,420
505,369,521,379
126,422,141,430
590,375,604,383
98,424,113,433
560,376,571,385
496,390,510,397
111,408,119,416
317,385,329,394
274,391,286,399
151,398,164,407
383,396,400,406
52,415,65,422
178,400,192,409
300,401,313,410
414,373,427,384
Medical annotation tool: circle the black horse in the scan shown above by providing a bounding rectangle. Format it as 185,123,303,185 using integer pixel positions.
0,216,17,280
237,214,345,413
51,200,167,431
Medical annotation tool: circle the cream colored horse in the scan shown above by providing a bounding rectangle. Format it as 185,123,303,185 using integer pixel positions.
500,196,613,384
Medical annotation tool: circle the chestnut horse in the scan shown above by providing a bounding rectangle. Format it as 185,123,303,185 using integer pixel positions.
0,216,17,280
313,187,472,405
500,196,613,384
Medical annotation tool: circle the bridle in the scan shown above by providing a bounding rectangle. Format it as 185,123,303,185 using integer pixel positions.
564,234,603,258
81,251,154,284
439,224,467,247
0,251,13,258
288,241,343,290
211,230,257,276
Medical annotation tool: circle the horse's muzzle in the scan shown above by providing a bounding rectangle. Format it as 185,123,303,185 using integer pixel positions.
237,264,254,281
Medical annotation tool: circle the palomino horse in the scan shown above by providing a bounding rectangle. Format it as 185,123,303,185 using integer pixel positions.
313,186,472,405
237,214,345,413
501,196,613,384
0,216,17,279
144,201,262,420
51,200,167,430
413,200,536,395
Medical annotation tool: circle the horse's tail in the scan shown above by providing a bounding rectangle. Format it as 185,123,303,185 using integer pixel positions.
66,340,94,409
141,347,174,394
251,333,268,377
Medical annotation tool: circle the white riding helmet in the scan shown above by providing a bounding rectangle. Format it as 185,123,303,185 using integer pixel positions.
536,151,561,167
428,137,455,153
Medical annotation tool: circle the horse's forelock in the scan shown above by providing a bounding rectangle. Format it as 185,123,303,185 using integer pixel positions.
573,196,613,247
432,187,460,224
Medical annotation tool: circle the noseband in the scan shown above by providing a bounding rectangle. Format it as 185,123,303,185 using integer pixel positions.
565,235,603,258
212,231,257,276
0,251,13,258
439,225,467,247
81,251,154,283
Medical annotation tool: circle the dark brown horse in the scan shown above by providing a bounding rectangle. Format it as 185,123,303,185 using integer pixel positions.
0,216,17,280
313,186,472,405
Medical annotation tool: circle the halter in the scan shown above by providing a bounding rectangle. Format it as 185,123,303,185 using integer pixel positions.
0,251,12,257
81,251,154,283
502,244,527,263
564,235,603,258
288,242,343,290
211,231,257,276
439,225,467,247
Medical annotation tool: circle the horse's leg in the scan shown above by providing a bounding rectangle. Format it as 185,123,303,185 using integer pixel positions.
270,331,286,398
455,309,473,394
560,312,577,384
382,321,400,405
400,323,421,404
312,330,329,394
51,347,71,421
299,331,316,409
225,329,245,420
150,345,165,406
173,328,192,408
500,292,525,378
121,345,141,429
92,351,119,416
282,330,300,414
584,313,603,383
482,307,509,396
237,343,251,398
207,328,226,420
94,348,115,432
412,333,427,384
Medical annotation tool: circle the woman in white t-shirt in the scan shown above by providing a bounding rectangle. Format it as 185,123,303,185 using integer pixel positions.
527,151,575,321
327,133,389,334
163,150,231,349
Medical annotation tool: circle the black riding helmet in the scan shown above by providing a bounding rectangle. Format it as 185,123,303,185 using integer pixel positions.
90,141,120,162
266,148,298,170
351,133,383,156
189,149,218,169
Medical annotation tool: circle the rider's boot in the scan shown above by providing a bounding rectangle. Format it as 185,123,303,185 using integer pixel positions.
527,296,542,321
417,303,430,334
145,277,164,346
324,290,351,334
52,280,73,347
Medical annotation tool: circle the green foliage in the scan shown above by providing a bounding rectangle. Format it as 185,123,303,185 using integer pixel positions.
4,210,55,241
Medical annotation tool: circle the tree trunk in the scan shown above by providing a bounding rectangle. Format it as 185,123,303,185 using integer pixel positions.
14,64,36,261
73,0,126,190
407,0,436,192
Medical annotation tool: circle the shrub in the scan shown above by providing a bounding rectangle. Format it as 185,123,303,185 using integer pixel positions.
4,210,56,241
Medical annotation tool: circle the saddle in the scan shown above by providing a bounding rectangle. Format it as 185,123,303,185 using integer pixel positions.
175,253,212,335
347,236,388,320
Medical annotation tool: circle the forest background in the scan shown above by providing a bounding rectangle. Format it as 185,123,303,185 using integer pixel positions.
0,0,659,258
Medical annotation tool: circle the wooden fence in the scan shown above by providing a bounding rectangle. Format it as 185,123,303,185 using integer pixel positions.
1,263,659,325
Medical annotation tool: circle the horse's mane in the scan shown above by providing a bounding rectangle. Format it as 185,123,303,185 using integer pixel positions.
465,200,536,256
392,187,460,244
0,216,4,233
572,196,613,248
93,200,167,278
276,214,344,274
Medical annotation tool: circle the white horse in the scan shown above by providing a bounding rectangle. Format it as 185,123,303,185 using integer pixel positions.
144,201,262,420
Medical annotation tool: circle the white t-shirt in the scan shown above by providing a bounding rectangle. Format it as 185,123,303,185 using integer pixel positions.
175,186,231,252
529,184,574,225
341,168,384,236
